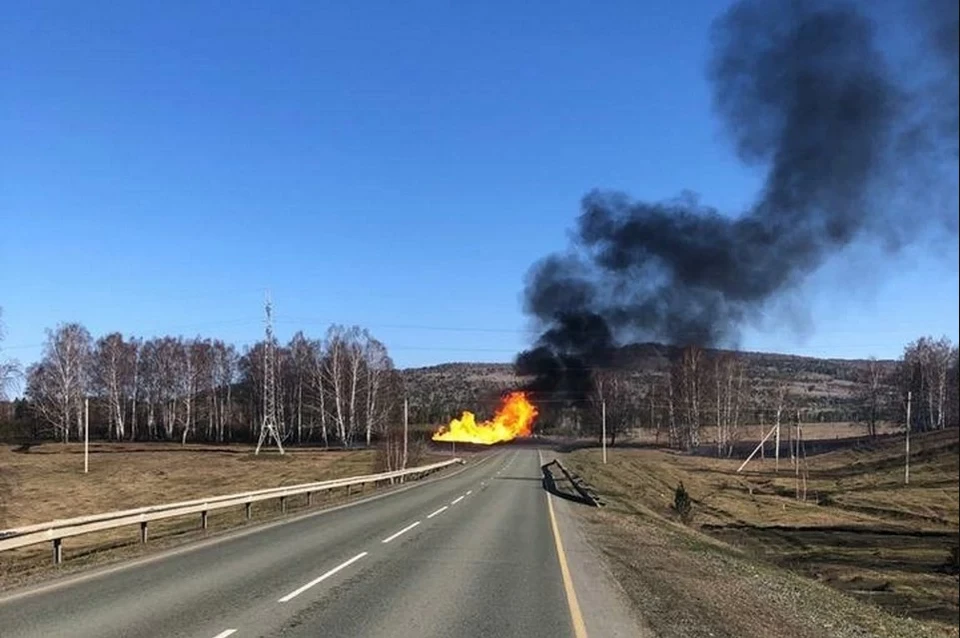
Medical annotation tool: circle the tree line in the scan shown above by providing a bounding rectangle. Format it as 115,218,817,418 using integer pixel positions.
2,306,957,452
542,335,959,454
8,321,403,447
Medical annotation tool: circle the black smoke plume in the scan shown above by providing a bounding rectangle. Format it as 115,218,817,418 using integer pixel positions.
518,0,959,401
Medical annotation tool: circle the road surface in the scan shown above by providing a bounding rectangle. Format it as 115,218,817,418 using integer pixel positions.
0,449,645,638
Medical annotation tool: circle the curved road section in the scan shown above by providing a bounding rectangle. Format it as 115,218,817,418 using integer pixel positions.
0,449,646,638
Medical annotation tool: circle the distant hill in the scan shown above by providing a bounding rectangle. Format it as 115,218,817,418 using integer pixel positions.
399,344,900,426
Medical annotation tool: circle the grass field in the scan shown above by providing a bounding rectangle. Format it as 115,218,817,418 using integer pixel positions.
564,428,960,631
0,442,448,588
0,442,383,527
622,420,902,446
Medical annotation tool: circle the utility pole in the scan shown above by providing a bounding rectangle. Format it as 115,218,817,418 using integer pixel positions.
402,397,409,470
794,409,800,499
774,406,781,473
905,390,912,485
256,291,285,455
84,397,89,474
602,400,607,464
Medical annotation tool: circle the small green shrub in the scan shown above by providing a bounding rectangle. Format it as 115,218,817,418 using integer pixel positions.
673,481,693,524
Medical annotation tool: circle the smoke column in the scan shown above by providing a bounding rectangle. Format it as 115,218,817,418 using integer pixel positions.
518,0,958,399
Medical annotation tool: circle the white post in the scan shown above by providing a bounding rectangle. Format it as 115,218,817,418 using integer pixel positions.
84,397,90,474
905,391,911,485
402,398,409,470
774,414,781,473
601,400,607,464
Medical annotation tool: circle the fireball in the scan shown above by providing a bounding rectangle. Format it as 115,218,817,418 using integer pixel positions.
432,391,538,445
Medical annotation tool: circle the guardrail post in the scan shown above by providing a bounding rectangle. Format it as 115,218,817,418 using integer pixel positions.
140,521,148,543
201,510,208,530
306,491,313,506
52,538,62,565
245,502,252,520
280,496,287,514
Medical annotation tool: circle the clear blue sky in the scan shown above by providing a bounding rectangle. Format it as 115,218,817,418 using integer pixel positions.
2,0,957,372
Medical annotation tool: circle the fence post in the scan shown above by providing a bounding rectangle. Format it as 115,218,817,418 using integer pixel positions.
280,496,287,514
201,510,208,530
307,491,313,506
52,538,63,565
245,502,252,520
140,521,148,543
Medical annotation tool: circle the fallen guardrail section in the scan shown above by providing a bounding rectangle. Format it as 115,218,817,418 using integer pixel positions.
544,459,605,507
0,457,463,564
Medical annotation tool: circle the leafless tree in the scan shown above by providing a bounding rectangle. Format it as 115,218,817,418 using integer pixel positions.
306,338,330,447
92,333,138,440
322,325,351,445
0,308,21,401
143,336,186,440
210,340,238,442
363,335,397,446
901,336,957,431
345,327,364,447
287,332,313,444
18,317,401,446
859,356,887,438
670,345,705,450
590,369,639,446
713,352,747,457
25,323,92,442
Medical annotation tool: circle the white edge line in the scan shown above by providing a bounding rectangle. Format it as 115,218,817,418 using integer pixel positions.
450,495,465,505
212,631,238,638
278,552,368,602
381,520,421,544
427,506,448,519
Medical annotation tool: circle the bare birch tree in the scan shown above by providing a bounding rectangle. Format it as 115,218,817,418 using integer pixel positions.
670,345,705,450
0,309,21,401
93,333,138,440
859,356,887,438
26,323,92,442
363,335,396,446
713,353,747,457
901,336,957,431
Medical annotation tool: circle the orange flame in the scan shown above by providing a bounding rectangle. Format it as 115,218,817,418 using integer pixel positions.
432,391,538,445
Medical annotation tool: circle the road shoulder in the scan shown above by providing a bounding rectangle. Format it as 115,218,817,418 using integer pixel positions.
541,449,654,637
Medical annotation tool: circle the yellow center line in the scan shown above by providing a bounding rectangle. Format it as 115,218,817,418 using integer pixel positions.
540,449,589,638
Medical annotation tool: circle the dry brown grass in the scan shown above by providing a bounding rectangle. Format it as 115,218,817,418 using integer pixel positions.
0,442,380,528
564,428,960,631
624,420,901,446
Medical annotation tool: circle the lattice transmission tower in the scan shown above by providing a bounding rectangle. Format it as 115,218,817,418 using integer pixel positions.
255,291,285,455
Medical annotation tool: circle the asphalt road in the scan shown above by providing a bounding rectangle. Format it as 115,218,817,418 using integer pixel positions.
0,448,642,638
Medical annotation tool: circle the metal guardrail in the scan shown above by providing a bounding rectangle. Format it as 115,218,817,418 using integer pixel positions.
0,457,463,564
546,459,605,507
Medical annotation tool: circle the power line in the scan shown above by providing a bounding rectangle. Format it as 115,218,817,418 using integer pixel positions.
276,317,530,335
